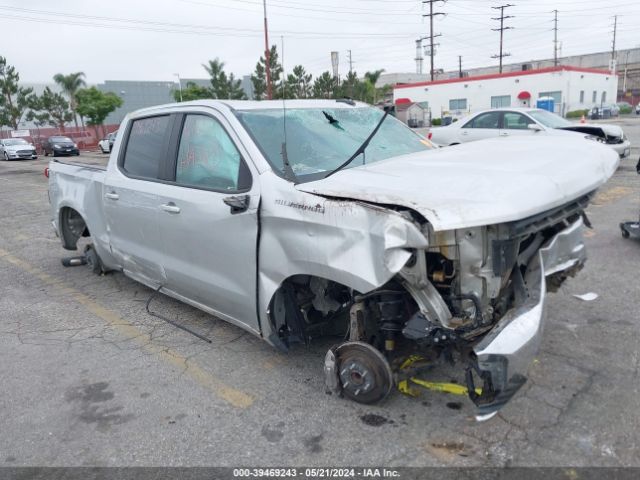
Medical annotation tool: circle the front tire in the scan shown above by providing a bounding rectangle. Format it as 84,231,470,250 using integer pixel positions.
3,152,8,161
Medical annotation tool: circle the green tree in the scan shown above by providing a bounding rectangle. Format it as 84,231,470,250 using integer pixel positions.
53,72,86,128
203,59,246,100
363,69,385,103
363,69,385,86
251,45,283,100
338,70,359,99
285,65,313,99
76,87,123,138
26,87,73,130
312,71,336,99
173,81,212,102
226,73,246,100
0,56,34,130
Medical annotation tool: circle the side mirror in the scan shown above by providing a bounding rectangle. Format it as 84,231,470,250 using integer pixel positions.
527,123,543,132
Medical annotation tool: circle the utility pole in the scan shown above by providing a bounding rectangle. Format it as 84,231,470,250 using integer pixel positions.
552,9,559,66
347,50,354,74
491,4,514,74
262,0,272,100
458,55,462,78
610,15,617,73
422,0,445,81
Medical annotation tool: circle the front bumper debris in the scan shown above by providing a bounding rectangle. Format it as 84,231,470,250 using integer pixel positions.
471,217,586,417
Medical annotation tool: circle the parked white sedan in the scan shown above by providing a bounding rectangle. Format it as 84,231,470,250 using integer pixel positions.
430,108,631,158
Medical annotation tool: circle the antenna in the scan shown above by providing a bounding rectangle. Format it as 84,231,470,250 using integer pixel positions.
281,35,288,147
279,35,296,183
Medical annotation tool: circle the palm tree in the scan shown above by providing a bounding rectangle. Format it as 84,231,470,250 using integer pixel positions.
363,69,385,104
53,72,86,129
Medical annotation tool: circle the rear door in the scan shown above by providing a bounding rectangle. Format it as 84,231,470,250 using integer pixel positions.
103,114,174,287
459,111,502,143
499,111,537,138
156,110,261,333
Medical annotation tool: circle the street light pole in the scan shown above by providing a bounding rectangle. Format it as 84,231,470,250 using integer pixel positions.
173,73,183,102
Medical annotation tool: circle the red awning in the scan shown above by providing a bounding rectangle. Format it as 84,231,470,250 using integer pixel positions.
517,91,531,100
395,97,412,105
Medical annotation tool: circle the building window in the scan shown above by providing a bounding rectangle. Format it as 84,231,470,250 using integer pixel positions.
592,90,597,103
491,95,511,108
579,90,585,103
601,91,607,103
449,98,467,111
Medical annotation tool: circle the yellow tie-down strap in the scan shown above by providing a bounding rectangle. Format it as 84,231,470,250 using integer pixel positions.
396,355,482,397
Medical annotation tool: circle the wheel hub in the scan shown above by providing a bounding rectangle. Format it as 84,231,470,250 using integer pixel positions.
335,341,393,404
339,360,375,396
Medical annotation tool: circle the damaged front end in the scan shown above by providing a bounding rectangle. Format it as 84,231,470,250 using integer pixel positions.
321,193,592,417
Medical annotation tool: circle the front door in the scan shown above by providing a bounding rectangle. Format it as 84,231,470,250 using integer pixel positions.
156,112,260,333
103,114,174,287
499,111,537,139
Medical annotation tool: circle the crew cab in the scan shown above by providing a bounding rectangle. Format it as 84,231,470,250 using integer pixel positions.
48,100,618,418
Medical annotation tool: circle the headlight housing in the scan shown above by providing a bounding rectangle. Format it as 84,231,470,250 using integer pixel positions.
53,144,61,148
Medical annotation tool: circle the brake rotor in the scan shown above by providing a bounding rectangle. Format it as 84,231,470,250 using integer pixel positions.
335,341,393,404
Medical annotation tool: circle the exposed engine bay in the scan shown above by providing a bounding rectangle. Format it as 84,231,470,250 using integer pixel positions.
560,125,626,145
269,193,593,414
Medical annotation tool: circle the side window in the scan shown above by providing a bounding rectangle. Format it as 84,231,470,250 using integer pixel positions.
502,112,534,130
464,111,501,129
122,115,171,179
175,115,246,191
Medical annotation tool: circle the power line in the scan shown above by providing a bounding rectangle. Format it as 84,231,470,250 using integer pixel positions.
0,8,423,39
422,0,446,81
491,4,515,74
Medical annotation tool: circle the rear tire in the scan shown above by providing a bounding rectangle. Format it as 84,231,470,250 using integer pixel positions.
84,245,103,275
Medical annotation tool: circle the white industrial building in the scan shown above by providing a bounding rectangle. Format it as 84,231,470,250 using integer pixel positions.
393,66,618,122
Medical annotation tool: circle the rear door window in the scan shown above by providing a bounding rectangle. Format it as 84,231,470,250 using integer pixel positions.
122,115,171,179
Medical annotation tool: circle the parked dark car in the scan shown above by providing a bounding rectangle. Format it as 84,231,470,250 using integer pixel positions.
42,136,80,157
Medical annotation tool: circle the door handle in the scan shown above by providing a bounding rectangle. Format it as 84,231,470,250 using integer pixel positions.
223,195,250,214
499,132,509,136
105,192,119,200
161,202,181,214
461,131,468,135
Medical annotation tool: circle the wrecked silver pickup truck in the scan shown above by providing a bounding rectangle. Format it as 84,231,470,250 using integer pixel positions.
48,100,618,417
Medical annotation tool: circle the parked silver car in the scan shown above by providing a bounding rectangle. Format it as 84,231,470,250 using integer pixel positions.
47,100,618,418
0,138,38,160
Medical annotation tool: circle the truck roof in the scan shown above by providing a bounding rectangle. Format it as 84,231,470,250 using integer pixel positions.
130,99,371,117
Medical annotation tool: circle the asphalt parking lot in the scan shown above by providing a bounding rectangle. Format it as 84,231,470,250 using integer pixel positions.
1,119,640,468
